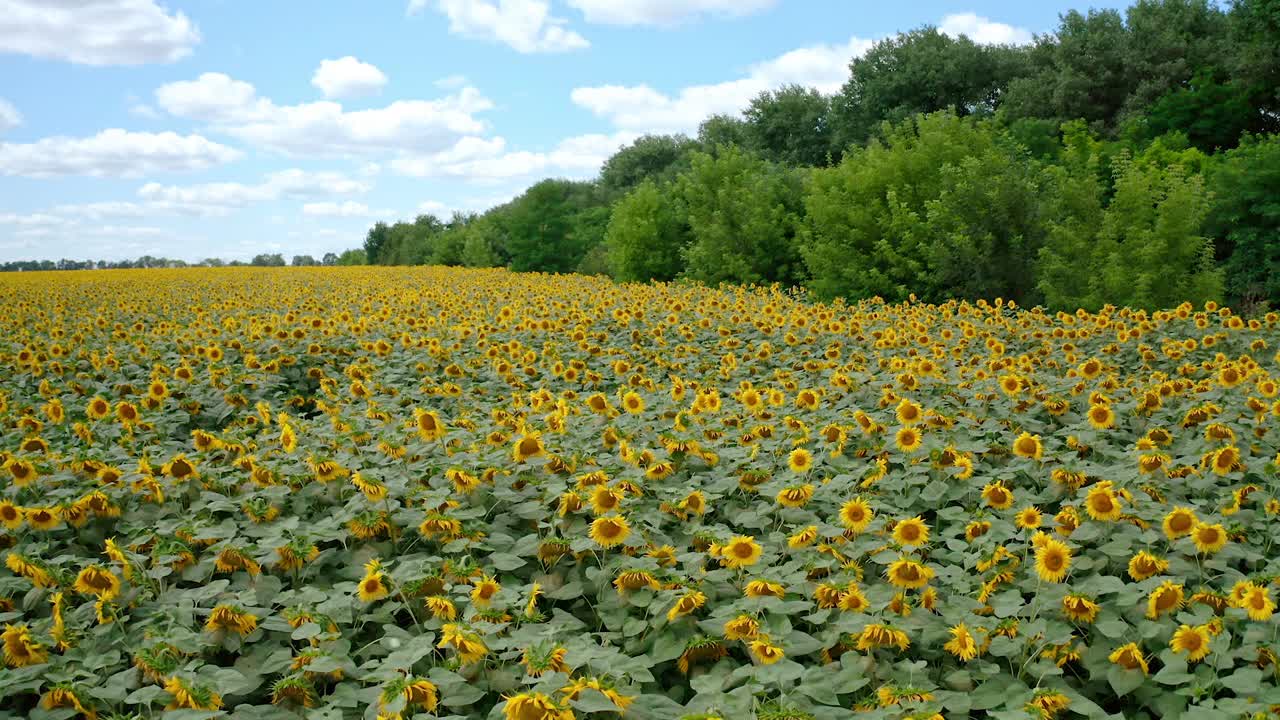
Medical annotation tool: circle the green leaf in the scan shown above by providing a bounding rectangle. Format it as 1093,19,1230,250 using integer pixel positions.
1107,665,1146,696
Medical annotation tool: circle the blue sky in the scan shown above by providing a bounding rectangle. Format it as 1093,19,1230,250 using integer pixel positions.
0,0,1127,262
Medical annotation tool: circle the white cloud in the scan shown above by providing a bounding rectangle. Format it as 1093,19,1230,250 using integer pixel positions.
302,201,390,217
156,72,492,156
312,56,389,99
939,13,1032,45
0,0,199,65
0,129,241,178
0,98,19,133
566,0,775,26
414,0,589,54
571,35,873,133
391,131,635,181
136,169,372,215
435,74,469,89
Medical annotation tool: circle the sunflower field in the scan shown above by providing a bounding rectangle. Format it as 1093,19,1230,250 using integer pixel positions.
2,266,1280,720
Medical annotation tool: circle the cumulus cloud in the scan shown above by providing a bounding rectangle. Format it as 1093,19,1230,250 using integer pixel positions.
312,56,389,99
0,129,241,178
0,98,19,134
156,72,492,156
939,13,1033,45
136,169,372,215
302,201,391,217
571,35,873,133
566,0,775,26
410,0,589,54
391,131,636,182
0,0,199,65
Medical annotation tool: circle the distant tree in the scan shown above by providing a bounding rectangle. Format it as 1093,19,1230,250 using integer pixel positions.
321,252,338,266
460,220,502,267
251,253,286,267
336,248,366,266
804,112,1046,304
363,221,391,264
831,27,1021,150
1205,133,1280,307
605,179,689,282
502,179,606,273
696,114,751,151
599,134,698,198
291,254,318,266
678,145,806,287
200,257,226,267
744,85,835,166
1037,129,1221,310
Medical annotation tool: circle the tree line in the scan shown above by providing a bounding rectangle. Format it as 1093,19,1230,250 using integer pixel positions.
0,251,367,273
357,0,1279,311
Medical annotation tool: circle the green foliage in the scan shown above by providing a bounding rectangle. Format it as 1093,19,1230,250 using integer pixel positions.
500,180,609,273
744,85,834,167
678,146,806,287
1038,142,1222,310
604,179,689,282
1206,134,1280,306
831,27,1019,150
696,114,751,152
804,112,1045,303
363,222,391,265
336,248,367,266
599,135,698,198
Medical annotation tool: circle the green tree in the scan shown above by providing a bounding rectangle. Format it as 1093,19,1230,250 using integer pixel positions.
1206,134,1280,307
336,248,367,265
604,179,689,282
677,145,805,287
831,27,1021,150
363,222,391,265
804,112,1046,303
697,114,751,151
1038,138,1221,310
599,135,698,198
502,179,607,273
460,220,502,268
744,85,835,166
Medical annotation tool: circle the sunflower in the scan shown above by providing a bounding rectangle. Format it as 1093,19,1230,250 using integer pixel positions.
1061,593,1100,623
1015,506,1043,530
1084,483,1123,521
839,497,874,533
894,426,923,453
161,454,197,480
1238,584,1276,621
1108,643,1148,674
1146,581,1185,619
787,447,814,473
1191,523,1228,554
589,515,631,549
1170,624,1212,662
85,396,111,420
471,576,501,607
943,623,978,661
358,562,390,603
25,507,61,531
590,485,624,515
749,638,785,665
788,525,819,548
0,501,22,530
205,605,258,636
775,484,814,508
1209,446,1240,475
5,459,37,487
885,558,933,589
1127,551,1168,581
2,623,48,667
838,584,870,612
965,520,991,542
1026,690,1071,720
723,614,759,640
665,591,706,622
891,516,930,547
1012,432,1043,460
744,579,785,598
982,482,1014,510
502,692,566,720
1035,538,1072,583
720,535,762,569
1162,506,1197,539
73,565,121,599
896,398,922,425
512,434,545,463
621,391,645,415
856,623,911,651
1086,404,1115,430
